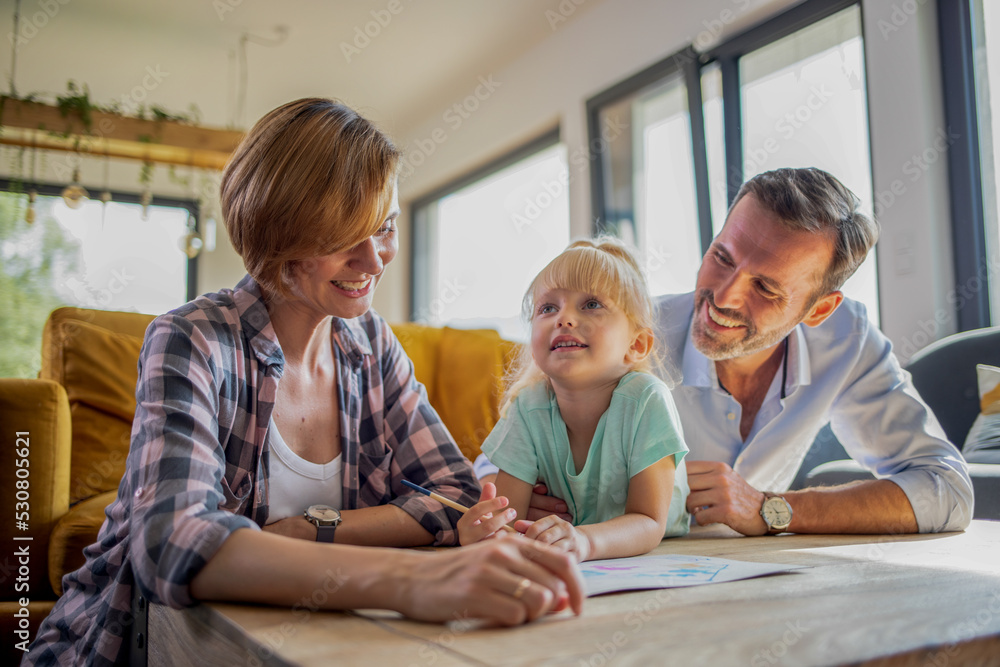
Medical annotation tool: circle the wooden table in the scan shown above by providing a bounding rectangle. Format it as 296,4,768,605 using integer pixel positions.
149,520,1000,666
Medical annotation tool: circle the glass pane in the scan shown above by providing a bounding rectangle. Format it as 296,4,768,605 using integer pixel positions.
636,79,703,297
598,73,704,297
701,63,729,236
0,189,191,378
416,144,570,341
973,0,1000,323
740,5,880,325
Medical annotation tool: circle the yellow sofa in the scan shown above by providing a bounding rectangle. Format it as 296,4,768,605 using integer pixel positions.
0,306,518,661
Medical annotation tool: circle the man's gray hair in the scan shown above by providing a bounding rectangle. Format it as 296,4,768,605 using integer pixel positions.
731,168,879,294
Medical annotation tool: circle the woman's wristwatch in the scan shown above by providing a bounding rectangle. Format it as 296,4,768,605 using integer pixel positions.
759,493,793,534
304,505,342,543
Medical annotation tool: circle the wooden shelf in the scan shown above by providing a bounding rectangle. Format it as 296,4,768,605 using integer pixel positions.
0,98,244,170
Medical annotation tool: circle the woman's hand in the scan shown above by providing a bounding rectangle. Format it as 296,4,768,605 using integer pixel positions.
398,536,585,626
457,482,518,545
516,515,593,562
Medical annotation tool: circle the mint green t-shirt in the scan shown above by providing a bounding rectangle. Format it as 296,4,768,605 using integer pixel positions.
481,371,690,538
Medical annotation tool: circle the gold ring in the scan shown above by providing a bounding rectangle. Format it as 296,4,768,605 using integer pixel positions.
512,578,531,600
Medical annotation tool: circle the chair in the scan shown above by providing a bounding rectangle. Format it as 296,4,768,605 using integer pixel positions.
803,326,1000,520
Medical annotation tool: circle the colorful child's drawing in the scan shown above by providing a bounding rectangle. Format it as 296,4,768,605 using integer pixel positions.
581,554,805,596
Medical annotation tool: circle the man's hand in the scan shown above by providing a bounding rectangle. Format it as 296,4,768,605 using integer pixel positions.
685,460,769,535
526,483,572,522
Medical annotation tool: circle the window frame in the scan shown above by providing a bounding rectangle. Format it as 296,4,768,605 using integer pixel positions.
407,127,561,321
585,46,714,255
938,0,991,331
0,178,201,301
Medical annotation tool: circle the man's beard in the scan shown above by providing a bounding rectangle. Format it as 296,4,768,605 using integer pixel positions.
691,289,800,361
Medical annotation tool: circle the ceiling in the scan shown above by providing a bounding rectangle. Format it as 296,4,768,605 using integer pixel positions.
0,0,605,135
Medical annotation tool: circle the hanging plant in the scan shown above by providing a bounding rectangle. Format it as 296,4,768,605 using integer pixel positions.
54,80,95,137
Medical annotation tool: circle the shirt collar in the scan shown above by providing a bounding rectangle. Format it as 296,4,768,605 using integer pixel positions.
232,274,376,369
681,320,812,393
233,274,284,369
330,315,373,366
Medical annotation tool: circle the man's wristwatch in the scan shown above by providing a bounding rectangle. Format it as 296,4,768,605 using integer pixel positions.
304,505,342,543
759,493,793,534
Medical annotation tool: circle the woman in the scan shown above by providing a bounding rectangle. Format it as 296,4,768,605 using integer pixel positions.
24,98,582,666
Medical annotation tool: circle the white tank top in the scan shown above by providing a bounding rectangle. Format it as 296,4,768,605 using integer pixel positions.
265,419,343,523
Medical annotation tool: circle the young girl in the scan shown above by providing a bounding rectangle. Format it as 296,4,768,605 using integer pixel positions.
458,238,690,561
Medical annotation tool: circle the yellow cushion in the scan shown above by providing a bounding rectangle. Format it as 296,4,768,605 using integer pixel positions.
51,320,144,505
48,490,117,595
391,323,444,406
0,378,70,601
434,327,512,462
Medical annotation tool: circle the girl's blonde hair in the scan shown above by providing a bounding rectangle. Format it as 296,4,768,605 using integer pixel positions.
501,237,657,415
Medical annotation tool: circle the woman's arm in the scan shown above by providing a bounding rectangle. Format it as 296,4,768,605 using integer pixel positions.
523,457,676,561
191,527,586,626
264,504,434,546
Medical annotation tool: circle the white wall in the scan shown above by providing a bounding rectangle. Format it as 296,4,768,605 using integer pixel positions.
862,0,956,360
379,0,959,362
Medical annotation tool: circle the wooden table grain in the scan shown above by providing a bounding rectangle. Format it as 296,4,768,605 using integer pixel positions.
149,520,1000,666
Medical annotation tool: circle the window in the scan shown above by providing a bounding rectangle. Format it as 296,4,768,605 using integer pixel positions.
969,0,1000,324
0,183,198,377
589,0,880,324
589,68,706,297
411,130,569,340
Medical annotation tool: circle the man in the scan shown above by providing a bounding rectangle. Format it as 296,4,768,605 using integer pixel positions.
476,167,972,535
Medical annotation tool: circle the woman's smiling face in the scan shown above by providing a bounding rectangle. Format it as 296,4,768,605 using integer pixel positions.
286,183,400,320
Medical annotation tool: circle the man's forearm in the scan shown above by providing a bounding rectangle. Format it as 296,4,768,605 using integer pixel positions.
784,479,918,534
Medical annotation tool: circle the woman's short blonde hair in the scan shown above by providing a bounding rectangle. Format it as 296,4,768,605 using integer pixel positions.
502,237,657,414
221,98,401,298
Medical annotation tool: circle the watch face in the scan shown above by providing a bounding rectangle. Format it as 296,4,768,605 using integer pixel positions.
762,497,792,528
308,505,341,524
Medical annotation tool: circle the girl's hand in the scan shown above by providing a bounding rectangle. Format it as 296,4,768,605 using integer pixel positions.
457,482,518,545
517,515,593,562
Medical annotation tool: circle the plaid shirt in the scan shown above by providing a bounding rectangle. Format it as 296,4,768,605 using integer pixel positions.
25,275,479,666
